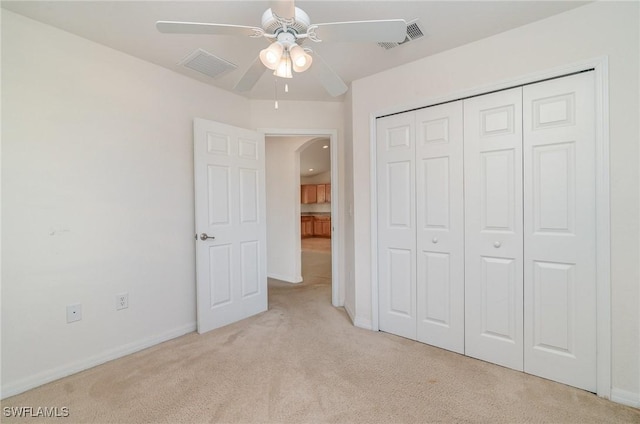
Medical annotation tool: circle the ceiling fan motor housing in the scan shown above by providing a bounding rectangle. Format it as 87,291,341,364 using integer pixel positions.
261,7,311,39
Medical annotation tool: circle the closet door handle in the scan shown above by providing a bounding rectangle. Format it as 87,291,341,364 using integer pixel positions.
493,241,501,248
432,237,438,244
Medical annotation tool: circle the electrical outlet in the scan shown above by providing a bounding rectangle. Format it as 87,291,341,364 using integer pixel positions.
66,304,82,323
116,293,128,310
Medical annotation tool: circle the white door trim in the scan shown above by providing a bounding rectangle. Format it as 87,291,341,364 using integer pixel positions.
369,56,611,398
259,128,342,307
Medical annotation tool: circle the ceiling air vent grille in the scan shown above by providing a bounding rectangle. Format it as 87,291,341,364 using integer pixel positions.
179,48,237,79
378,19,425,50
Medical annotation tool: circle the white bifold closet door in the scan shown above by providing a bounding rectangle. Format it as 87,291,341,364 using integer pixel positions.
415,103,465,353
463,73,596,390
522,71,596,392
377,102,465,353
377,112,417,340
377,71,596,392
464,87,525,371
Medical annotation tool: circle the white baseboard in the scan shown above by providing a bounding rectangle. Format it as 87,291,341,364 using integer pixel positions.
611,387,640,408
353,316,373,330
344,302,356,324
1,322,196,400
268,272,303,283
343,302,373,330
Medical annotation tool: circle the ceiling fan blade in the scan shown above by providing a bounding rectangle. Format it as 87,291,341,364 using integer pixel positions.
234,56,267,92
156,21,262,37
270,0,296,19
308,52,348,97
312,19,407,43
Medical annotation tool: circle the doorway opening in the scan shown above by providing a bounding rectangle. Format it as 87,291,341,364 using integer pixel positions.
300,138,332,293
263,129,340,307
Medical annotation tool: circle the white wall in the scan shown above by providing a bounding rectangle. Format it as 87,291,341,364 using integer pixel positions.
342,89,356,323
348,1,639,401
265,136,313,283
1,11,251,397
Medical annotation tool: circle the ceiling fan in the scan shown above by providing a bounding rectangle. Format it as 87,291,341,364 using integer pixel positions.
156,0,407,97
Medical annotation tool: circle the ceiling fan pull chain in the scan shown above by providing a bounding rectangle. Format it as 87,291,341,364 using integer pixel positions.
274,79,279,110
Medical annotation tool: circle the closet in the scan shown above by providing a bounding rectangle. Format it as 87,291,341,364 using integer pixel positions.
376,71,596,392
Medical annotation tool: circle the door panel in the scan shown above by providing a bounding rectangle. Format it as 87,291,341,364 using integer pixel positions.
388,248,413,317
422,157,450,228
480,150,516,231
532,143,575,233
209,244,232,307
415,101,464,353
532,261,575,353
420,251,450,325
239,169,259,224
480,256,517,342
523,72,596,391
464,88,524,371
208,165,231,225
194,118,267,334
377,112,416,340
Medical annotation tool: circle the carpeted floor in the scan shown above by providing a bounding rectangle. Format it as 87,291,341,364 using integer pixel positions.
2,251,638,423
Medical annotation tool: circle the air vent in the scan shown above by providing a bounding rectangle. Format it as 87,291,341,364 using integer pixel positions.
179,48,237,79
378,19,425,50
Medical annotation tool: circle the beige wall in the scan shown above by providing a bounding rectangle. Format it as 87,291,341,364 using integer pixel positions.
347,1,639,401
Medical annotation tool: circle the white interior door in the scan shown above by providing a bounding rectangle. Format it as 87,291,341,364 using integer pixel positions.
415,101,465,354
194,118,267,334
464,88,524,371
377,112,417,340
523,72,597,391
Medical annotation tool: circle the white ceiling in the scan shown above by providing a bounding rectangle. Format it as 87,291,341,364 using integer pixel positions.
2,1,589,102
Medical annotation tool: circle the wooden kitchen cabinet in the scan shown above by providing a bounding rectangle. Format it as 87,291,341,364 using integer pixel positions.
313,215,332,238
317,184,326,203
301,184,317,204
301,216,314,238
300,183,331,204
301,215,332,238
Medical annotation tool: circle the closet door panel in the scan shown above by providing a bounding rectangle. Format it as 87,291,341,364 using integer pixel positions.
464,88,524,371
523,72,596,391
416,101,465,353
377,112,417,340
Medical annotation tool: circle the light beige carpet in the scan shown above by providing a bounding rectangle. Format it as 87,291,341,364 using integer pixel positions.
2,251,638,423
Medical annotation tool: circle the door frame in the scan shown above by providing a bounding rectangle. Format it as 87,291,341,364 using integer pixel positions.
369,56,611,398
260,128,342,307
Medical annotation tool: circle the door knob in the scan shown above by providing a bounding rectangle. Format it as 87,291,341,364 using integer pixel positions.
494,241,501,248
200,233,215,241
432,237,438,244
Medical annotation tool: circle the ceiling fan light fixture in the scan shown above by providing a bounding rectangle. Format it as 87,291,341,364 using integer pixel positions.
260,42,284,70
289,44,313,72
274,51,293,78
